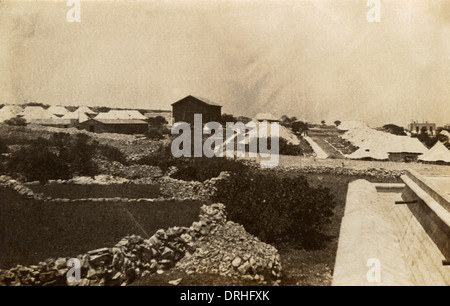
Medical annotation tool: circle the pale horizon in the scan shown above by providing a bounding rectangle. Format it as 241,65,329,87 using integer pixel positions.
1,0,449,127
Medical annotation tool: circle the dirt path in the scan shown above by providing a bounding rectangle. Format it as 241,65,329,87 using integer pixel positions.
304,136,328,159
310,136,345,158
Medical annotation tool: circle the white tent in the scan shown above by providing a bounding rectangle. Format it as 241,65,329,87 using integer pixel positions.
0,105,23,122
419,141,450,163
47,105,69,116
344,123,427,160
20,106,56,121
253,113,280,122
76,106,96,115
337,120,370,131
61,111,90,123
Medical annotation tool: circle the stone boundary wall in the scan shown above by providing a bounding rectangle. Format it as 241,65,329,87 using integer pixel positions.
0,203,282,286
273,165,403,178
0,175,204,203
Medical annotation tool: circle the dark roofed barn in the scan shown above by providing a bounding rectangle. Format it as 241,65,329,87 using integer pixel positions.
172,95,222,125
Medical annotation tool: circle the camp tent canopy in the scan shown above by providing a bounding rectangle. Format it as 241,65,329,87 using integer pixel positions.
419,141,450,163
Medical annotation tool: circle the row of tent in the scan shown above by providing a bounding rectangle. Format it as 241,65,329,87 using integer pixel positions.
338,121,450,163
0,105,96,123
0,105,149,124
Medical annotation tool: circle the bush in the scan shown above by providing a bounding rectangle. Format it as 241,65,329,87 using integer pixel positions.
171,157,249,182
146,128,165,140
0,139,8,154
213,171,335,248
246,137,306,156
4,116,27,127
7,139,71,182
135,143,177,171
97,144,127,164
148,116,168,126
6,133,98,182
382,124,406,136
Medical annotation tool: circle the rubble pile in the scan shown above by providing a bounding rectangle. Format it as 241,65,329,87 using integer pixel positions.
158,176,203,200
176,208,282,283
0,204,282,286
95,160,163,180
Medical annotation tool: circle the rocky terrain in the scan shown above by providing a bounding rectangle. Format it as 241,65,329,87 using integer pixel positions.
0,203,282,286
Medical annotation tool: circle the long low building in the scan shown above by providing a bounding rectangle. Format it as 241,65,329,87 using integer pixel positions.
78,118,148,134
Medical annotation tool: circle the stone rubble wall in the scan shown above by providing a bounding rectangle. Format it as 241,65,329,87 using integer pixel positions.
276,165,404,178
0,203,282,286
0,175,202,202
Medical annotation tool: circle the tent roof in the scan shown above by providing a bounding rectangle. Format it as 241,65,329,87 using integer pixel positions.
20,106,56,120
47,105,69,115
419,141,450,163
61,111,90,123
253,113,280,122
76,106,96,114
0,105,23,122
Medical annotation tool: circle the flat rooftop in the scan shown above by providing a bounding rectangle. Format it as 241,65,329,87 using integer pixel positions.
333,169,450,286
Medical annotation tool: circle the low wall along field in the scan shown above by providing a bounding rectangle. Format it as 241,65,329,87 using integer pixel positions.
0,186,203,269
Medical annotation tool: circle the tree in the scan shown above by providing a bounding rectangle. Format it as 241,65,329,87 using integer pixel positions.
280,115,298,128
334,120,341,127
382,124,406,136
148,116,167,126
220,113,238,125
292,121,308,136
321,120,326,126
4,116,27,127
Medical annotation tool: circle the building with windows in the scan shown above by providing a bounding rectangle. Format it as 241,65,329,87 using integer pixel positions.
408,121,436,135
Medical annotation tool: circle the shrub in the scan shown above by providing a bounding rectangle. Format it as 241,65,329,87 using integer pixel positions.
6,133,99,182
245,137,305,156
382,124,406,136
135,143,177,171
0,139,8,154
213,171,336,248
171,157,249,182
7,139,71,182
4,116,27,127
97,143,127,164
146,128,165,140
148,116,168,126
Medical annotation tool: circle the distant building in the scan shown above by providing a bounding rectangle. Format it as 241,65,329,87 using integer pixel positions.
31,118,74,128
172,95,222,125
79,119,148,134
78,110,148,134
408,121,436,135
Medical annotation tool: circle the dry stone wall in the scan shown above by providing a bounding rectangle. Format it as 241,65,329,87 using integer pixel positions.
0,203,282,286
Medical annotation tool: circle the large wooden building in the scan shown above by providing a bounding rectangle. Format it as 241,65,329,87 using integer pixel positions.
172,95,222,125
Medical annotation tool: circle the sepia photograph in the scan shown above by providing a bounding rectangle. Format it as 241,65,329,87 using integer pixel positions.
0,0,449,291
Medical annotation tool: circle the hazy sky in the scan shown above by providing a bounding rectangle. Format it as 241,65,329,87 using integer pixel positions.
1,0,449,127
